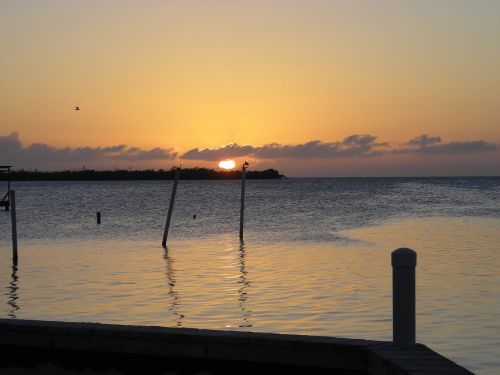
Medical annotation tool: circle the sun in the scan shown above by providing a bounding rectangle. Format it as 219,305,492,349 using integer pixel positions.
219,159,236,170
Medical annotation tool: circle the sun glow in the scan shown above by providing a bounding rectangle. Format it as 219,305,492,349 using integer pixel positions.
219,159,236,170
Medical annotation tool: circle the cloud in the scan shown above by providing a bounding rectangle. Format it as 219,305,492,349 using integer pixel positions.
396,134,498,155
181,135,387,160
0,131,22,152
0,132,177,166
181,143,255,161
180,134,498,161
2,132,498,171
255,136,385,159
415,141,498,154
405,134,442,147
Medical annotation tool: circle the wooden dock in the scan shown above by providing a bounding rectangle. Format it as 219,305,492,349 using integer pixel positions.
0,319,473,375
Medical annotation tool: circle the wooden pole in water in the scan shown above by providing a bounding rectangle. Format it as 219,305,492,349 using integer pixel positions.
239,162,248,241
96,212,101,224
162,167,180,247
10,190,18,266
7,167,11,211
3,166,11,211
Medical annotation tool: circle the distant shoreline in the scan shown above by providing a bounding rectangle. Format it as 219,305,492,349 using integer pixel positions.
0,168,284,181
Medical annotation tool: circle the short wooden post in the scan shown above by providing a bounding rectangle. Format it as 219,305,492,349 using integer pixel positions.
239,162,248,240
10,190,18,266
96,212,101,224
162,167,180,247
392,248,417,347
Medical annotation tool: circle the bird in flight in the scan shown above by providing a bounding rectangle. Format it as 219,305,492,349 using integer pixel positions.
74,106,80,111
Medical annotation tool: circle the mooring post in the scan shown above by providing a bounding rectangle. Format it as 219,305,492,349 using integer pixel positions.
239,162,248,241
7,167,11,196
162,167,180,248
392,247,417,348
6,167,11,211
96,212,101,224
10,190,18,266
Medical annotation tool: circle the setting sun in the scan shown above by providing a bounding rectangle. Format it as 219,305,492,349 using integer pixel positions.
218,159,236,170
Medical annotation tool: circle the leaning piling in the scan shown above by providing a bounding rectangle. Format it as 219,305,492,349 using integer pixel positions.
10,190,17,266
162,167,180,247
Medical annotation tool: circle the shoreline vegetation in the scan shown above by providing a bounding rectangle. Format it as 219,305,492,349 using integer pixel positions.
0,168,284,181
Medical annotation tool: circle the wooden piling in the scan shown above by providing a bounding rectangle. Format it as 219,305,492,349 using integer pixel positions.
10,190,18,266
239,162,248,240
1,166,12,211
96,212,101,224
392,248,417,347
162,167,180,247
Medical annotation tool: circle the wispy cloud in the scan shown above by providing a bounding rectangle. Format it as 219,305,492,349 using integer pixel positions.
0,132,177,165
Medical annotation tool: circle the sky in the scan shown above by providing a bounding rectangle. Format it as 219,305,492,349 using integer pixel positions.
1,0,499,176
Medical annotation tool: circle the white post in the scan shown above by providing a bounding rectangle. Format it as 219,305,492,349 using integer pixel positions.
162,167,180,247
239,163,247,241
10,190,18,266
392,247,416,347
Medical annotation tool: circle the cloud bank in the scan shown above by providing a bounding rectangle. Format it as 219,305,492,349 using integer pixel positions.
1,132,498,175
181,143,255,161
181,135,388,161
397,135,497,155
0,132,177,167
180,134,497,161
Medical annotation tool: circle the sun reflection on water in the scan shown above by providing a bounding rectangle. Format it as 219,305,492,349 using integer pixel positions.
7,265,19,319
238,242,252,328
163,249,183,327
0,216,499,374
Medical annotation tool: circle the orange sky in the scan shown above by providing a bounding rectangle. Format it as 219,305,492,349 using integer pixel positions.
1,1,499,175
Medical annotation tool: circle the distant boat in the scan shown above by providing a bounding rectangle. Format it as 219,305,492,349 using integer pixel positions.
74,106,80,111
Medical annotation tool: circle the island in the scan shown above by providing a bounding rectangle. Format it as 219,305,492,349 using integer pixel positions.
0,168,285,181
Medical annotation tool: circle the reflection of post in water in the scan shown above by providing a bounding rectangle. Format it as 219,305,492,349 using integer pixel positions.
238,242,252,328
163,250,184,327
7,265,19,318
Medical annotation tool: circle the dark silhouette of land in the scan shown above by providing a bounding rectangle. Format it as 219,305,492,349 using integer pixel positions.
0,168,284,181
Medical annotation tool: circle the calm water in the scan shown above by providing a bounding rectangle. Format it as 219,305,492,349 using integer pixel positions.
0,177,499,374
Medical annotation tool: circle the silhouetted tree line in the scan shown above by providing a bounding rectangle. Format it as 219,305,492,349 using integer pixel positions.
1,168,284,181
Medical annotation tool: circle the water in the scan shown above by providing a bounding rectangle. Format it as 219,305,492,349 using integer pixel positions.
0,177,499,374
